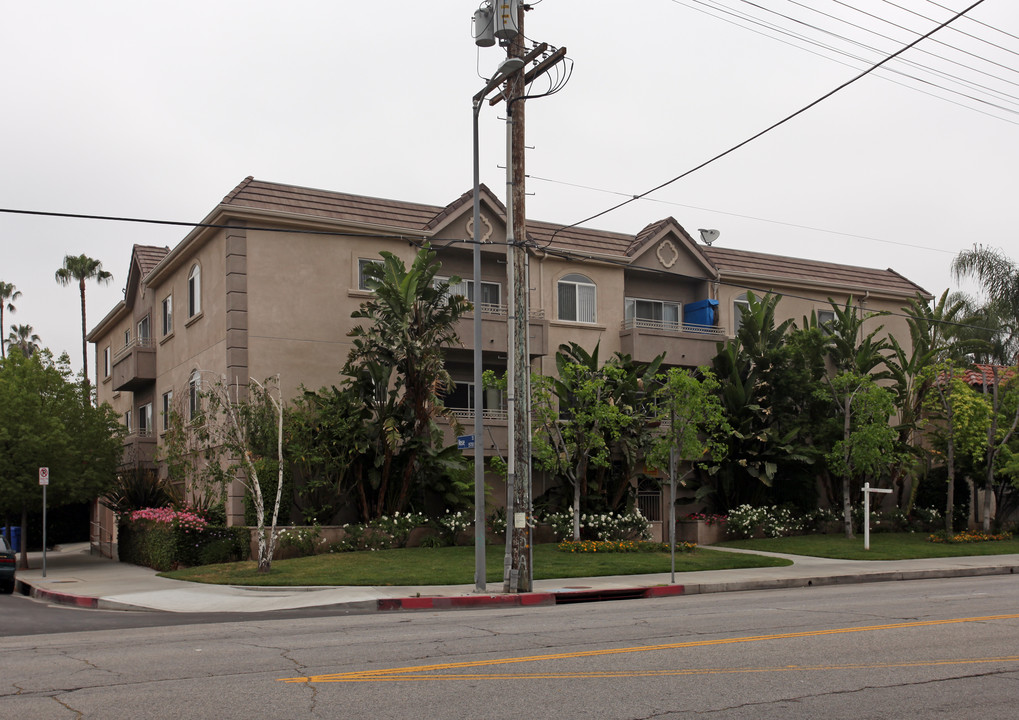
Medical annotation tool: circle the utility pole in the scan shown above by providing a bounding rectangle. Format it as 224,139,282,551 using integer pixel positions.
502,0,532,593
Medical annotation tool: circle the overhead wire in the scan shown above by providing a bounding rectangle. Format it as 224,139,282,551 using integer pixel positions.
544,0,989,247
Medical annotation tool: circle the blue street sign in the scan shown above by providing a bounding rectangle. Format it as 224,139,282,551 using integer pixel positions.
457,435,475,450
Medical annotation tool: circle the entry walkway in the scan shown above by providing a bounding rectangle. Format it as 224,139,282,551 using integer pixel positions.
14,543,1019,613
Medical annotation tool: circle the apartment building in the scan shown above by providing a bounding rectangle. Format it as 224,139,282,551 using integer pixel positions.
87,176,930,529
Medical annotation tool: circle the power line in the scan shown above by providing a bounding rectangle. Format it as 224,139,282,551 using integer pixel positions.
546,0,988,245
525,172,959,255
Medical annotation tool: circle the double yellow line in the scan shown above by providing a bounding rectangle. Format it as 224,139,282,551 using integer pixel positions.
279,613,1019,684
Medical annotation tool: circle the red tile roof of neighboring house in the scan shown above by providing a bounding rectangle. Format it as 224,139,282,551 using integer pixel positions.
218,177,930,299
961,364,1017,387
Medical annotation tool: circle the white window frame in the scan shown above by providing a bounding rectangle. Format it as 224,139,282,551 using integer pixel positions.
137,315,150,344
123,328,131,349
139,403,152,437
624,297,682,330
733,294,750,333
162,295,173,336
436,277,502,307
557,274,597,324
358,258,383,291
124,409,133,434
103,346,111,378
188,371,201,420
161,391,173,432
187,264,201,317
443,381,504,411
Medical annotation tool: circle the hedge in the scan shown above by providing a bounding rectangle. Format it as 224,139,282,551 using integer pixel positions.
119,520,250,571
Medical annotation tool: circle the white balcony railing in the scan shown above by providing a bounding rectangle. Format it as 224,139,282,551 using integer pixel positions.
470,303,545,320
620,318,726,337
113,336,155,361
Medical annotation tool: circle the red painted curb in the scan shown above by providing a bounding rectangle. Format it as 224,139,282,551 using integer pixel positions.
379,592,556,611
643,585,684,598
25,584,99,609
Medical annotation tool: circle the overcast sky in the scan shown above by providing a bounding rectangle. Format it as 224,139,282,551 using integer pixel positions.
2,0,1016,379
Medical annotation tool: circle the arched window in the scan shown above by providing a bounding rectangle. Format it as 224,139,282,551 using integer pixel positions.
558,273,596,323
187,264,202,318
733,293,749,333
188,370,202,420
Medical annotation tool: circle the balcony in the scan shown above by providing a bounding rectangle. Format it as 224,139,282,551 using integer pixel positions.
121,428,157,468
451,304,548,357
439,407,509,456
112,338,156,392
619,318,727,367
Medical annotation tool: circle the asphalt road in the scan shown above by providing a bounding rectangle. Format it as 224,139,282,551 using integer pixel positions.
3,575,1019,719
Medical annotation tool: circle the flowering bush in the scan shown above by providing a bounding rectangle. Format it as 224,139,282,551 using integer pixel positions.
276,524,323,557
120,507,247,571
726,505,806,538
557,540,696,553
928,529,1012,544
369,512,428,547
487,508,507,537
437,509,472,543
130,506,208,532
684,513,727,526
542,508,652,542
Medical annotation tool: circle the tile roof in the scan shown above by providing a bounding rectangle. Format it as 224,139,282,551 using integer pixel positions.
961,364,1017,387
704,246,928,297
133,245,169,275
216,177,928,298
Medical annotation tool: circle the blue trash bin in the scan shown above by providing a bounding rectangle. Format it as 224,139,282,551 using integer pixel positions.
2,527,20,553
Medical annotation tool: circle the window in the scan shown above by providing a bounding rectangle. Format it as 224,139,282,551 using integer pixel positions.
187,264,201,317
161,295,173,336
441,382,504,412
123,328,131,349
124,410,133,434
437,277,501,307
558,274,597,323
625,298,681,330
188,371,201,420
358,258,382,291
161,391,173,432
139,403,152,437
103,346,111,378
137,316,150,344
818,309,835,335
733,294,750,333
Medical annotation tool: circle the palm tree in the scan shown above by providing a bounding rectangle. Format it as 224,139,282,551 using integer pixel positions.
0,281,22,359
55,255,113,385
7,324,41,357
951,246,1019,364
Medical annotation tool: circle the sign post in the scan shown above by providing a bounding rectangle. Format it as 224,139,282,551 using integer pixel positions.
39,467,49,577
862,482,892,550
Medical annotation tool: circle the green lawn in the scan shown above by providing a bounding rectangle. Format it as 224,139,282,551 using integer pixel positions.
719,532,1019,561
161,543,790,587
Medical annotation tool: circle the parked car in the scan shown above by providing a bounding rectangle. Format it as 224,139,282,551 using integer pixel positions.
0,536,15,594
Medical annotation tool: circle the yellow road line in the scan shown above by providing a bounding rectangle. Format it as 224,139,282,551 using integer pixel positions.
279,613,1019,684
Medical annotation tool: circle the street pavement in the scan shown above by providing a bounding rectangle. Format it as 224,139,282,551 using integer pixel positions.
13,543,1019,614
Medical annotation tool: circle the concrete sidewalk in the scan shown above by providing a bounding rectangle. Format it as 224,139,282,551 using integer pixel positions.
13,543,1019,614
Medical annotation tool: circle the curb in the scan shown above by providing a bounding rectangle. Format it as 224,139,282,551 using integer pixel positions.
377,585,685,611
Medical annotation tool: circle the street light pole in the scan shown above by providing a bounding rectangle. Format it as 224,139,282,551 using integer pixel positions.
471,56,525,593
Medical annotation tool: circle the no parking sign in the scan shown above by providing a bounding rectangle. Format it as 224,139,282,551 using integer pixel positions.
39,467,49,485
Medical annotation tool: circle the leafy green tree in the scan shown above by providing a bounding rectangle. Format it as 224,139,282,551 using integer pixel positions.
6,324,41,358
200,375,286,572
821,372,898,538
706,293,813,511
921,363,990,533
0,281,22,359
343,245,471,518
645,368,729,513
55,254,113,387
0,350,123,567
887,290,985,512
951,246,1018,365
973,369,1019,530
825,297,890,376
533,358,635,540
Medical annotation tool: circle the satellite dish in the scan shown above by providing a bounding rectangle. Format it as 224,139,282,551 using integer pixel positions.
699,229,720,246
